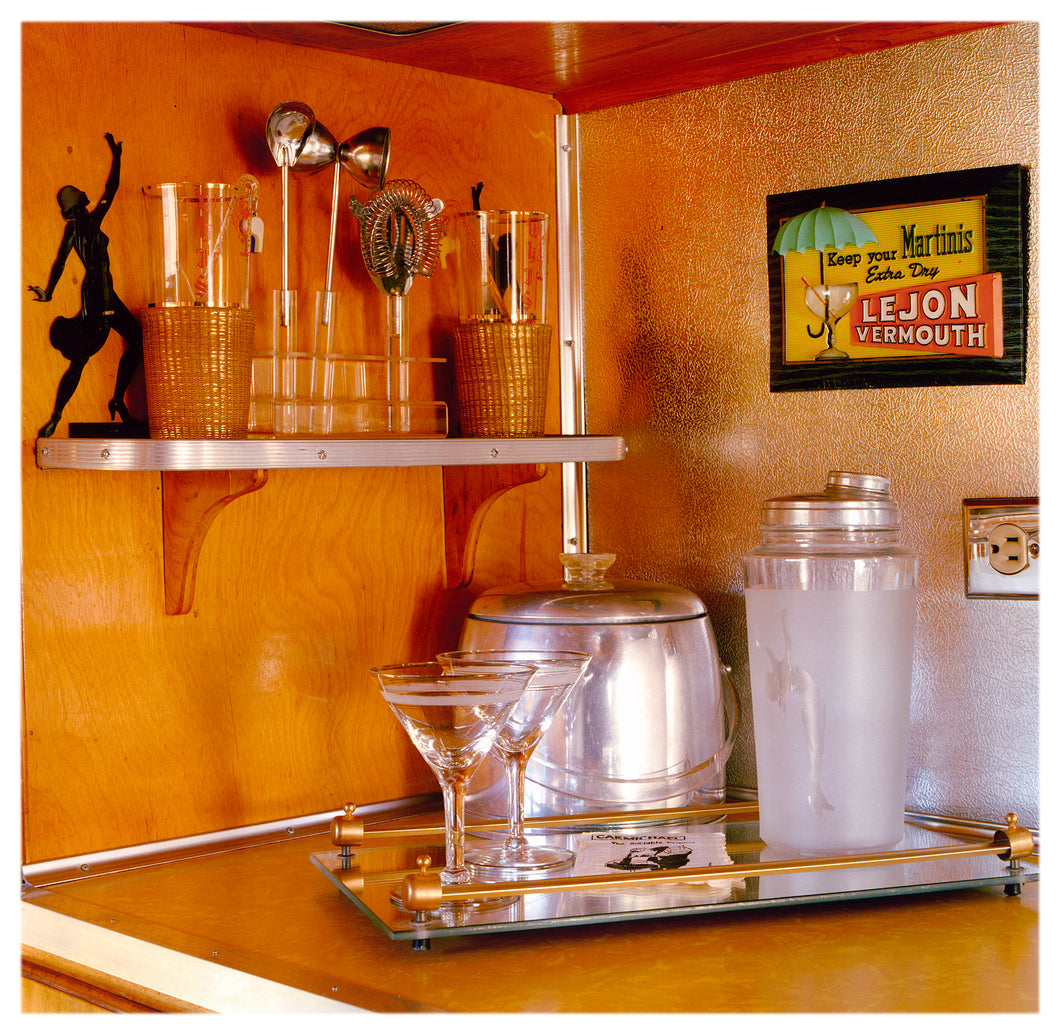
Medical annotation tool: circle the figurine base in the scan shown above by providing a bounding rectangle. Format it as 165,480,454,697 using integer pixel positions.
68,421,150,439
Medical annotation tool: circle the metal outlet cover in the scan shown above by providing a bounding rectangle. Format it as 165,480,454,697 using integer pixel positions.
963,498,1039,599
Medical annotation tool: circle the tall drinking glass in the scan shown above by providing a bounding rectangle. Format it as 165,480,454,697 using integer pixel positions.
371,661,532,888
437,649,590,878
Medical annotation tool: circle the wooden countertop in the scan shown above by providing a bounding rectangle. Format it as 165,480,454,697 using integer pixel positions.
21,823,1039,1013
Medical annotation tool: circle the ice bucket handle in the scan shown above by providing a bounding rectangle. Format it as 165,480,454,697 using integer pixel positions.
533,661,740,791
685,661,740,785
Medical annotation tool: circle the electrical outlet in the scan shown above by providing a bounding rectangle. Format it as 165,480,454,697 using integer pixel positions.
963,498,1039,599
987,522,1031,574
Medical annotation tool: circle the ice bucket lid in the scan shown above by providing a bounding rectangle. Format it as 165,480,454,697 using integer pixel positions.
466,553,707,625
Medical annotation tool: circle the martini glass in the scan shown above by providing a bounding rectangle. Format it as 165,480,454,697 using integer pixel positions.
805,282,857,360
371,661,532,890
437,649,591,878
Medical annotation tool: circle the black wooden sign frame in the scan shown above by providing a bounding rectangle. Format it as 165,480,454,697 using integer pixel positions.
766,165,1029,392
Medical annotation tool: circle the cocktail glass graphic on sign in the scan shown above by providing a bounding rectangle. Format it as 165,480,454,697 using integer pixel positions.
803,281,858,360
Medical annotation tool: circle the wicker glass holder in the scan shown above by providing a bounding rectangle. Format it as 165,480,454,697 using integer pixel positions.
453,322,551,437
142,306,255,439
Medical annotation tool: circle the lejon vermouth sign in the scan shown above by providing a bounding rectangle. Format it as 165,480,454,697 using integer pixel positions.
767,165,1028,391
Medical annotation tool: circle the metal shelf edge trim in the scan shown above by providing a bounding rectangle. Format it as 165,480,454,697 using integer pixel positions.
21,794,438,887
35,436,627,471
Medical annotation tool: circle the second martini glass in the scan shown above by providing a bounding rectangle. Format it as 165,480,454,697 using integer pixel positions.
372,661,533,890
438,649,591,879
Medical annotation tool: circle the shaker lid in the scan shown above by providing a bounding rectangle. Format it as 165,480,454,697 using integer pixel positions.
760,471,900,530
466,553,707,625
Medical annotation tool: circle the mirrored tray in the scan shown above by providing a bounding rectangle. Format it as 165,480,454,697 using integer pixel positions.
310,807,1038,948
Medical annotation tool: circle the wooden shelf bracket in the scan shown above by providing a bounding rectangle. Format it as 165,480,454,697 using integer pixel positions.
161,469,269,615
442,464,547,589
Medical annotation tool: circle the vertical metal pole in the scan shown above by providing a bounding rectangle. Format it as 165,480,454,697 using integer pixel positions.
555,114,588,554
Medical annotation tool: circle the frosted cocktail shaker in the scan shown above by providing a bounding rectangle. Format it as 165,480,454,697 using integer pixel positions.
743,472,918,854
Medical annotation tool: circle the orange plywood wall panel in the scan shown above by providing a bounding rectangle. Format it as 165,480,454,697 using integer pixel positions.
21,22,563,860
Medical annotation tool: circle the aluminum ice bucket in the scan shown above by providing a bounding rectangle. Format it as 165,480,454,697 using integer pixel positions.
459,554,738,818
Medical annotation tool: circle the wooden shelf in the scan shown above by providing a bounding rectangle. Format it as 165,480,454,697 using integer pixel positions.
35,436,625,613
193,22,1003,115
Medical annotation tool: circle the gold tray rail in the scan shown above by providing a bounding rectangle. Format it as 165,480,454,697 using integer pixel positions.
330,800,760,848
396,813,1035,913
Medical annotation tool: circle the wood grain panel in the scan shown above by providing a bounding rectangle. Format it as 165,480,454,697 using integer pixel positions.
22,961,173,1013
22,975,117,1013
192,21,1002,112
21,22,564,860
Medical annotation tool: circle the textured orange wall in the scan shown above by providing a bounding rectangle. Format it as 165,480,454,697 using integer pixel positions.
577,23,1039,825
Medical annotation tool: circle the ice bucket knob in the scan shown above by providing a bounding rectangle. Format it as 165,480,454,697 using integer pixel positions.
560,552,617,590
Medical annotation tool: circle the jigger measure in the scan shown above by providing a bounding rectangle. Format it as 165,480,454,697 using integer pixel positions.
293,115,392,324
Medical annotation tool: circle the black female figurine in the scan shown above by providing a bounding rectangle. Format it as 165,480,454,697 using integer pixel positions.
28,132,143,438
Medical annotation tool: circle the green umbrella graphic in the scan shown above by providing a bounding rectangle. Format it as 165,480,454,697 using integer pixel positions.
772,202,877,358
772,201,877,275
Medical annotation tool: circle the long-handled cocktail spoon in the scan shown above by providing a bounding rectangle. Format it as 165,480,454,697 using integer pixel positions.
266,101,314,326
